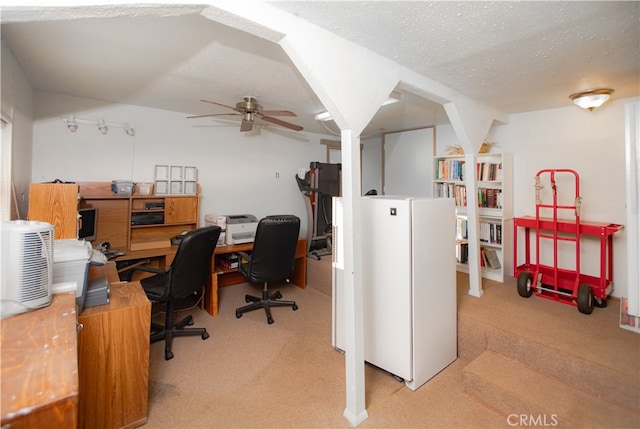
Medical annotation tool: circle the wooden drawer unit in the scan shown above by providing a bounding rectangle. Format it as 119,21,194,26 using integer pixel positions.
77,281,151,429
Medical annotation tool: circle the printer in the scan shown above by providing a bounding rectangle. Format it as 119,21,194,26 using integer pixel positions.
205,214,259,245
225,214,259,245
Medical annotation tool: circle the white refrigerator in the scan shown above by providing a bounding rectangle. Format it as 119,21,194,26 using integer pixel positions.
332,196,457,391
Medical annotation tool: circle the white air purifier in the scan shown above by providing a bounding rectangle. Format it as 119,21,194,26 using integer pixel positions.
1,220,54,318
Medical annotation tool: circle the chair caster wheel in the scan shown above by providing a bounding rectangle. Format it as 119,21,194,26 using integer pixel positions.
165,350,174,361
292,304,298,311
267,316,274,324
187,318,194,326
202,332,210,340
245,295,251,303
276,292,283,299
236,311,242,318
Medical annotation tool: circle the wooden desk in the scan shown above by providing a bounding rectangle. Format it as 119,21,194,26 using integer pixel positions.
113,246,178,278
1,293,79,428
204,239,307,316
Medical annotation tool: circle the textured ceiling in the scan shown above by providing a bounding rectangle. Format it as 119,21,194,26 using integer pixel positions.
1,1,638,136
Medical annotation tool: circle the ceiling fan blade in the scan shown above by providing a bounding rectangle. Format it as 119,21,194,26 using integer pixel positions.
240,118,253,132
187,113,242,119
260,115,303,131
260,110,297,117
200,99,238,111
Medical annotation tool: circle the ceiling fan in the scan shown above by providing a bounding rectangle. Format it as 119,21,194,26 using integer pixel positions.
187,96,303,132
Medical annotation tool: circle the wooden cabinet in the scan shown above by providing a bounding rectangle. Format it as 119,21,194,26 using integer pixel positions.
1,293,79,428
28,182,79,239
129,196,199,246
77,281,151,429
165,196,198,223
433,153,512,282
78,182,199,251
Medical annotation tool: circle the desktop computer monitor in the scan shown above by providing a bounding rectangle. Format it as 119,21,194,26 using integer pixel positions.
78,208,97,242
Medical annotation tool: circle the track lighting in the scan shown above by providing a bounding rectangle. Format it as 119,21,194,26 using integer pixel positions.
123,123,135,136
569,88,614,111
97,119,108,135
62,116,136,136
66,116,78,132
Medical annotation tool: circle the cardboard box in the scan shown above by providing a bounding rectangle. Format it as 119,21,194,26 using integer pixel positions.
135,182,154,196
130,238,171,251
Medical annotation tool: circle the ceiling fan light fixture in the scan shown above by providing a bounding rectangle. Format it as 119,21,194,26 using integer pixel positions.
193,97,302,132
569,88,614,111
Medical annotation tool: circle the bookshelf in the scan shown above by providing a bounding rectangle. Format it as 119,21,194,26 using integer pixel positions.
434,153,512,282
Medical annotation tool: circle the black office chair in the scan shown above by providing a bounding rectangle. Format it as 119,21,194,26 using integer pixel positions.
235,215,301,324
126,226,221,360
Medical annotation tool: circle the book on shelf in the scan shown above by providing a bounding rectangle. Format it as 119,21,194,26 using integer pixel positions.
477,162,503,181
456,217,468,240
483,248,502,269
479,222,502,244
436,158,465,180
433,183,467,207
456,241,469,264
478,188,502,209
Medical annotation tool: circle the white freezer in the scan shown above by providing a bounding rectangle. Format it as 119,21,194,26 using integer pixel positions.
333,196,457,390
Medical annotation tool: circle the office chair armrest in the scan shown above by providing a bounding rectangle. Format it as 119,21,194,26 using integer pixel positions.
125,265,168,281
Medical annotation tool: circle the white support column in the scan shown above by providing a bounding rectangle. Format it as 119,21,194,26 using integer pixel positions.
464,152,483,297
625,102,640,317
340,129,368,427
443,101,498,297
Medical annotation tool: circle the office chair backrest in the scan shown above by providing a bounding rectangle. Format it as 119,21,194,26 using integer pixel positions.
170,226,221,299
246,215,300,283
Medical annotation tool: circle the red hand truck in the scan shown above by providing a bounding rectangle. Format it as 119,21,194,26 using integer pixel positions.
513,169,623,314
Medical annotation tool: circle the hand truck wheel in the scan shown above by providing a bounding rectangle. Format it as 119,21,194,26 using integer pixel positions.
577,284,594,314
517,272,534,298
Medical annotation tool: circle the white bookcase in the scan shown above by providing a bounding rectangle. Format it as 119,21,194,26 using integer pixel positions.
433,153,512,282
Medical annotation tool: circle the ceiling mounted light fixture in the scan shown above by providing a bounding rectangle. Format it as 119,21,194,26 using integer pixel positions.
123,123,135,136
62,116,136,136
97,119,108,135
314,111,333,122
66,116,78,132
569,88,614,111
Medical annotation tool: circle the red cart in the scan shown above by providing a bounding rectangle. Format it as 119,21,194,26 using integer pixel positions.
513,169,623,314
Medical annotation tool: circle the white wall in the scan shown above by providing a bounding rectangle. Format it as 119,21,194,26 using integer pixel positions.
383,127,433,196
1,39,34,220
31,92,328,237
361,127,435,197
436,98,637,298
362,136,382,195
